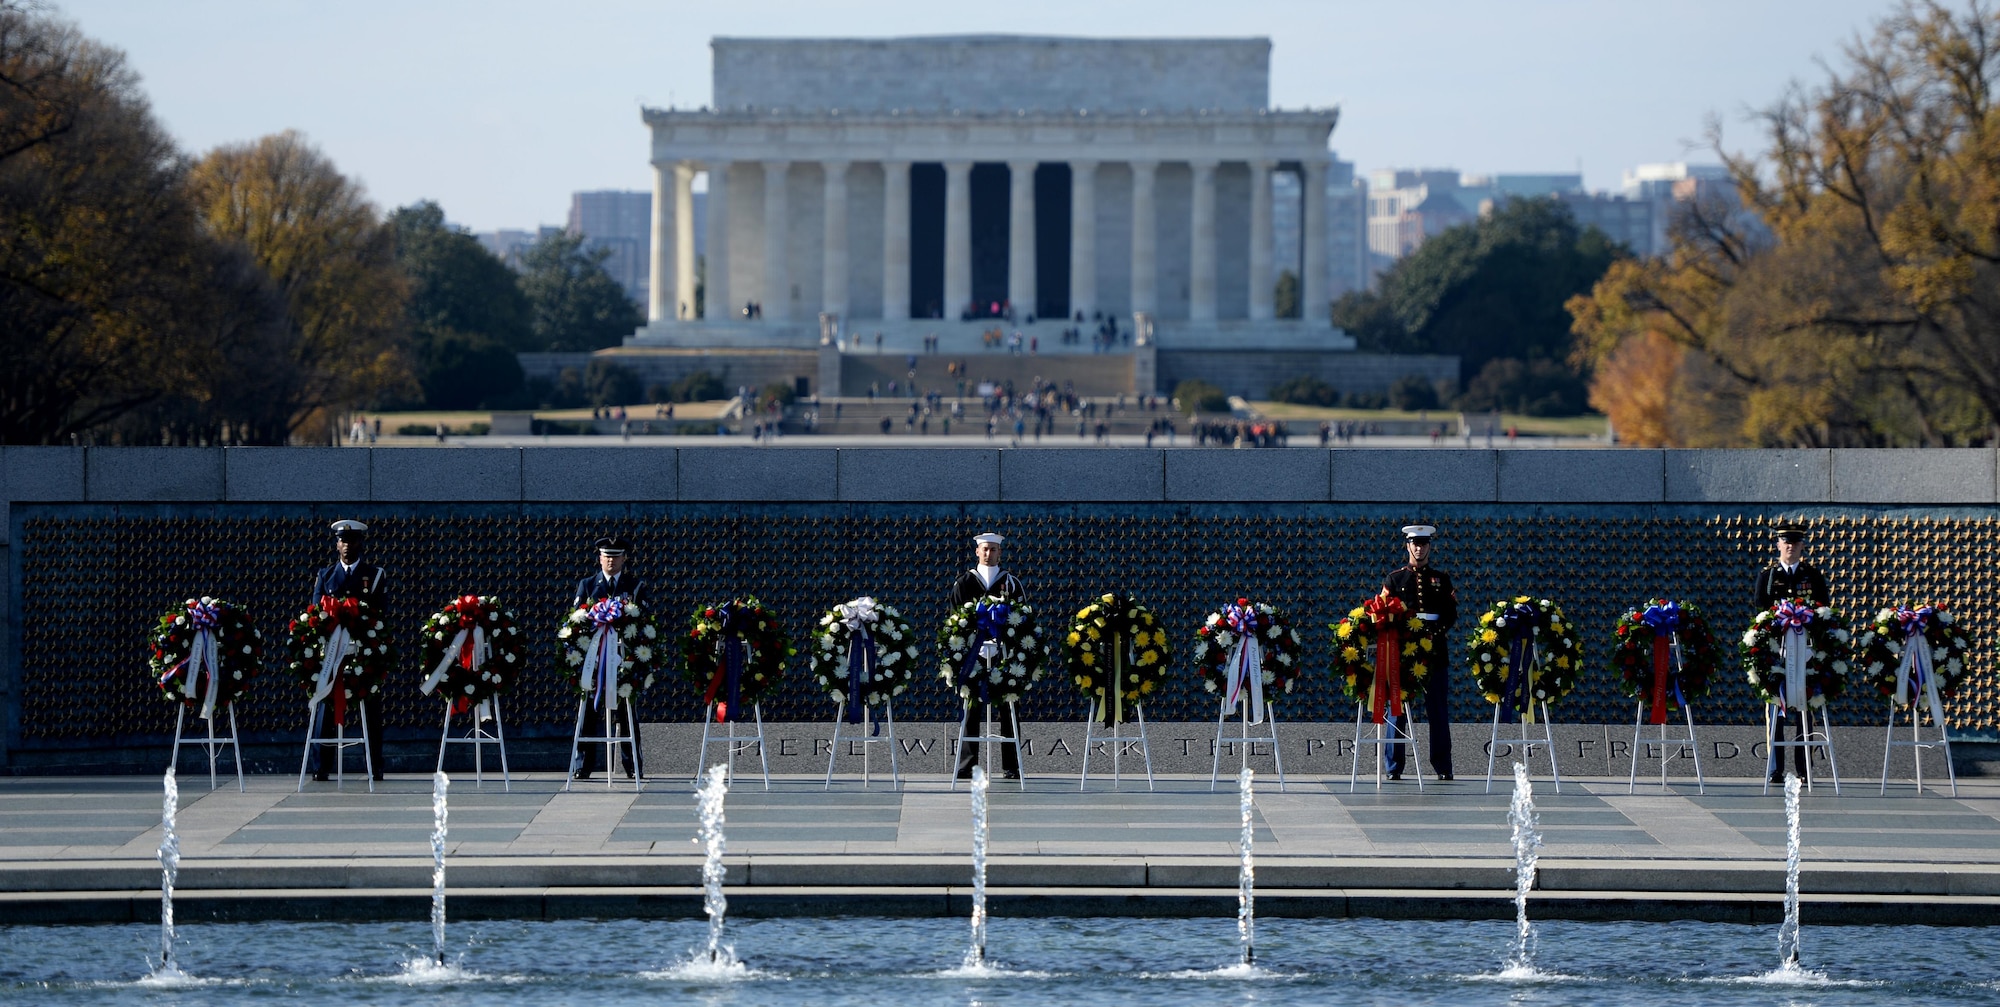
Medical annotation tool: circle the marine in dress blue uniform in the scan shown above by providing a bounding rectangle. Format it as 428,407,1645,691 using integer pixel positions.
571,536,645,779
309,519,387,780
951,532,1026,779
1382,524,1457,781
1755,522,1829,782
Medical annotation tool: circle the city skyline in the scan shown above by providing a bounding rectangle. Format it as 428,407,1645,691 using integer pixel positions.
57,0,1894,232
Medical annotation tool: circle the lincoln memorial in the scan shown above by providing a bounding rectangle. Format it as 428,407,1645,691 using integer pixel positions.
631,36,1357,354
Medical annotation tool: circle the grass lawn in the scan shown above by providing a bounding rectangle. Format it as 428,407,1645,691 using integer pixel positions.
1247,401,1609,438
355,401,731,435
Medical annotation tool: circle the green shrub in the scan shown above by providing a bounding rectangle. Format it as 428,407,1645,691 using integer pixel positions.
1388,374,1442,411
1270,374,1337,406
1173,379,1230,414
668,370,726,402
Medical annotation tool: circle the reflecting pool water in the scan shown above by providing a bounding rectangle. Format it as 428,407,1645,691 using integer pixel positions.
4,915,1998,1006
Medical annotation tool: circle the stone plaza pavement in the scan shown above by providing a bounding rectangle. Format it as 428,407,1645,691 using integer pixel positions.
2,771,1999,924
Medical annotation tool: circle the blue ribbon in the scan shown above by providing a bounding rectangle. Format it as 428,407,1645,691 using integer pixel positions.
843,629,879,727
717,602,749,724
1639,601,1682,636
1499,602,1543,724
588,596,626,711
959,600,1011,706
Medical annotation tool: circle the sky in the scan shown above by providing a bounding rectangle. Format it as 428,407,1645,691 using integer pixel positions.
57,0,1898,232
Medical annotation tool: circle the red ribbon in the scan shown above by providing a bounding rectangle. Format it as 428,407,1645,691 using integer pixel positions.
1365,596,1407,725
318,595,359,625
1648,635,1670,725
455,595,483,669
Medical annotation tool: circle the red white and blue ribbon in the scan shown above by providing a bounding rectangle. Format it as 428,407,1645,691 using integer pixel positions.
1773,599,1814,712
1220,600,1267,725
583,596,625,712
159,600,224,720
1639,601,1684,725
1892,605,1948,728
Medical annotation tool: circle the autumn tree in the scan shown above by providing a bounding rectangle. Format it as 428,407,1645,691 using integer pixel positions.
186,131,412,442
1571,0,2000,446
0,2,218,443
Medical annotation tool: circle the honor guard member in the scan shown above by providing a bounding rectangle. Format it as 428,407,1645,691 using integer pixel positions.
1753,522,1829,783
571,536,646,780
1381,524,1457,781
309,519,388,781
950,532,1027,780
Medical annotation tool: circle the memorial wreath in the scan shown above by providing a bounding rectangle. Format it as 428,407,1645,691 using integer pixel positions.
1193,599,1305,714
150,596,260,716
1467,595,1584,719
1855,602,1967,717
680,597,792,721
1609,598,1721,720
417,594,525,715
810,596,921,719
1741,598,1851,710
284,595,393,721
1331,595,1434,721
1062,592,1171,725
939,596,1045,706
558,595,663,705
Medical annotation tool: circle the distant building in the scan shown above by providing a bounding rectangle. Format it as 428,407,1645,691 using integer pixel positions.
568,191,652,309
1365,169,1478,266
475,227,556,269
1555,192,1656,255
1272,154,1368,305
1622,162,1731,255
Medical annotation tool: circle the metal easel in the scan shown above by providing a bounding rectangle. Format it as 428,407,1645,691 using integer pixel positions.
1485,700,1561,794
566,695,645,792
1213,700,1287,791
1347,703,1421,793
1081,700,1153,791
437,697,510,791
695,703,769,790
171,703,245,793
825,697,901,789
297,698,374,793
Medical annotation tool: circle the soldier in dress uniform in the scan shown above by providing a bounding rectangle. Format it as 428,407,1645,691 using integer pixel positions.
1753,522,1829,782
1381,523,1457,781
309,519,387,781
571,536,645,780
950,532,1027,780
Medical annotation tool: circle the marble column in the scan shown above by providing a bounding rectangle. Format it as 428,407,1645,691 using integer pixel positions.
1007,160,1036,317
943,160,972,319
882,161,911,321
762,159,790,323
1248,159,1274,321
648,162,669,323
703,163,729,321
1301,159,1329,323
673,162,695,323
1129,160,1158,316
1068,160,1097,321
1189,159,1218,322
821,160,850,319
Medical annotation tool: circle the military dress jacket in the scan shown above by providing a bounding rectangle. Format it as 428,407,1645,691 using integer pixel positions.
572,571,646,609
310,562,387,605
949,569,1026,607
1752,562,1829,610
1382,564,1457,634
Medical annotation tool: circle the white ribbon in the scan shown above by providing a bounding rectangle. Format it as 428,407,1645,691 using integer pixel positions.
1221,635,1266,725
839,596,880,631
309,625,354,710
1780,627,1809,711
190,628,220,721
584,625,623,708
420,626,487,697
1894,638,1950,729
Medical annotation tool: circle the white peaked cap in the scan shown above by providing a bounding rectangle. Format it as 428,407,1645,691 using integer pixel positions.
331,519,370,534
1401,524,1437,540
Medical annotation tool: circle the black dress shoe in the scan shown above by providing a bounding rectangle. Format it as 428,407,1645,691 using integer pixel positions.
572,771,593,781
372,774,385,782
996,771,1020,780
1439,772,1454,781
1388,772,1403,781
312,774,329,783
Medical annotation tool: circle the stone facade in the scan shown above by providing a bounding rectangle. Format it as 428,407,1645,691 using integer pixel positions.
638,35,1345,343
